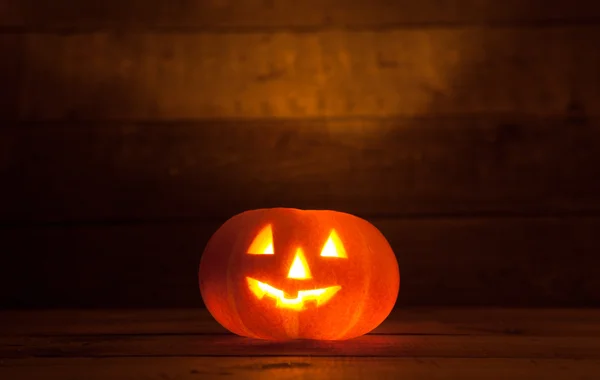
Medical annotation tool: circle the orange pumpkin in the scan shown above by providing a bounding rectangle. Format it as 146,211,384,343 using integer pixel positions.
199,208,400,340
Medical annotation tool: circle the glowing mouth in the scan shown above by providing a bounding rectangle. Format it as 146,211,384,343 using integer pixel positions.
246,277,341,311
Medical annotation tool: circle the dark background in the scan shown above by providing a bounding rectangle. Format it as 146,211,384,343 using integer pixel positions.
1,0,599,309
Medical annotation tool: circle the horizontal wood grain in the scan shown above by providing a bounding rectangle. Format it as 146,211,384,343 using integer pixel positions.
2,357,599,380
2,333,600,358
2,309,599,378
13,26,600,120
1,118,599,223
2,309,600,337
2,217,599,308
2,0,600,30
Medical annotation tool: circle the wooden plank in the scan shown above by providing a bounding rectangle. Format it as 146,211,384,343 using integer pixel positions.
2,118,600,223
1,309,600,337
1,218,600,308
1,357,600,380
2,334,600,358
16,27,600,120
3,0,600,29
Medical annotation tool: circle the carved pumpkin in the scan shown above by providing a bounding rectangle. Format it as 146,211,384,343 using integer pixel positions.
199,208,400,340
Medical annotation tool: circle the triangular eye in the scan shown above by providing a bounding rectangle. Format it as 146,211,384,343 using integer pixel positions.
320,230,347,258
247,225,274,254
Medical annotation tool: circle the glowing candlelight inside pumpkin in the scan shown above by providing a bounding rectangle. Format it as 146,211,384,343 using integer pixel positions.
199,208,400,340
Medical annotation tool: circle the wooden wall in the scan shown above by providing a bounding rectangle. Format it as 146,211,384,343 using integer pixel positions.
1,0,600,308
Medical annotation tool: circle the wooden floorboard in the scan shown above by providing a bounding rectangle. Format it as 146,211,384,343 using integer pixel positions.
1,308,598,378
2,308,600,337
3,334,600,359
1,357,599,380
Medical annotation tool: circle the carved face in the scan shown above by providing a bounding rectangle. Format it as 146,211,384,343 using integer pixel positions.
199,208,400,340
245,225,346,310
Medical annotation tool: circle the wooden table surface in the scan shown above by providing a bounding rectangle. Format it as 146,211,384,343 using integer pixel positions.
1,308,600,379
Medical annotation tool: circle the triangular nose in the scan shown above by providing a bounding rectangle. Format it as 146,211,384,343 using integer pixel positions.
287,248,312,279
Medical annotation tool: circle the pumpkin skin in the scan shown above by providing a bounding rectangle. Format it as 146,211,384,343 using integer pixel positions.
199,208,400,340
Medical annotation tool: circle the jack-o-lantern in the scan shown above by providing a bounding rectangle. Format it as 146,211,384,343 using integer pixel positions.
199,208,400,340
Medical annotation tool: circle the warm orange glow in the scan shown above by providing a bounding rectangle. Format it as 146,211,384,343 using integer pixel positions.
247,225,274,254
287,248,311,279
320,230,347,258
247,277,341,311
200,208,400,340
